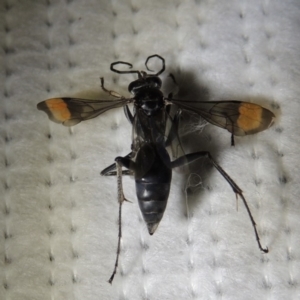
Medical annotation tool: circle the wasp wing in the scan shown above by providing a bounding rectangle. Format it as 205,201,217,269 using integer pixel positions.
37,97,132,126
170,99,275,136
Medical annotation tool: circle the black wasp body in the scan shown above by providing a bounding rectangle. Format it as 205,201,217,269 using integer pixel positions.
37,54,275,283
111,72,172,235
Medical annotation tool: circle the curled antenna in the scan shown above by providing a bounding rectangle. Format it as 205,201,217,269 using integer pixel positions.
110,54,166,78
145,54,165,76
110,61,142,78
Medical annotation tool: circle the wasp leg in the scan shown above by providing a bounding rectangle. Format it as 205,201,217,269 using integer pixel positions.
231,133,235,146
101,166,132,176
171,151,268,253
108,156,136,284
102,170,132,176
169,73,178,85
230,123,235,146
124,105,134,125
108,160,125,284
165,109,181,147
100,77,124,98
166,73,179,100
101,152,133,176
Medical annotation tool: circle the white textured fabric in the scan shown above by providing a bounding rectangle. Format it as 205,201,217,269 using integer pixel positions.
1,1,299,299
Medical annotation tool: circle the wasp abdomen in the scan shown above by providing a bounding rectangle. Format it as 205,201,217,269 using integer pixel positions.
136,181,171,235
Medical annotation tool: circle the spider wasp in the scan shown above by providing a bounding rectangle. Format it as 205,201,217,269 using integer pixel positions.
37,54,275,283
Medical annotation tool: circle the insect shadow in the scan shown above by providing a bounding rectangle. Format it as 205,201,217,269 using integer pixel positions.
160,69,214,216
166,69,275,223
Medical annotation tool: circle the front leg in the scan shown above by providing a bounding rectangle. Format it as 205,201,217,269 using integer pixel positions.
100,77,124,98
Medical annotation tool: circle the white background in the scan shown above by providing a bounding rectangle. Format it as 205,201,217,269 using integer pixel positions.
0,0,299,299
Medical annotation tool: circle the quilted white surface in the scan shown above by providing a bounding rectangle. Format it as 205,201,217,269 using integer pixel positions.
1,1,300,299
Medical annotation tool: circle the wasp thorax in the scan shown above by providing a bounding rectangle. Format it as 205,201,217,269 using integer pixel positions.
136,89,164,115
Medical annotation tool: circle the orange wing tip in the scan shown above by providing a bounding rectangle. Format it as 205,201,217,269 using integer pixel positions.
237,103,275,134
37,98,72,125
